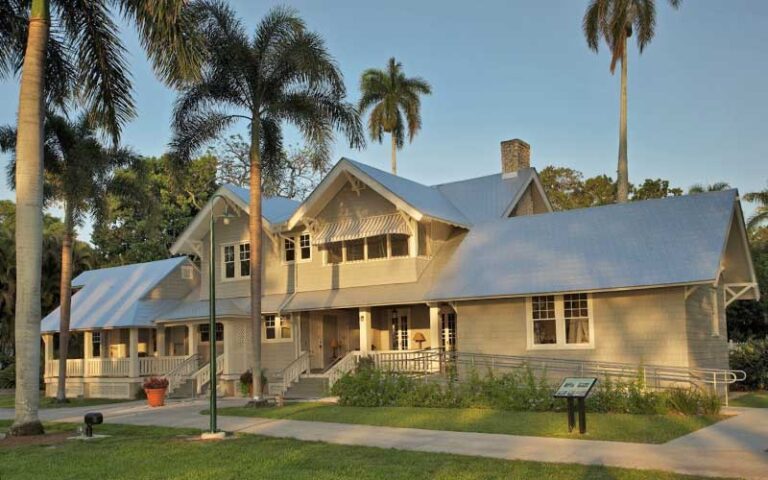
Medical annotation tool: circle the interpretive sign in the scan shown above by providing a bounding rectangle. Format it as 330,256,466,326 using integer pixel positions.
553,377,597,398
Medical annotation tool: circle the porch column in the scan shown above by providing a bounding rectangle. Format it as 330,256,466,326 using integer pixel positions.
156,325,166,356
359,307,373,354
429,305,440,350
187,323,198,356
43,334,54,377
148,329,155,356
129,328,139,378
83,331,93,378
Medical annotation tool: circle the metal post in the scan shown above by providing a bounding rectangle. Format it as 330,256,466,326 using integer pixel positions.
208,194,223,434
567,397,575,432
578,397,587,434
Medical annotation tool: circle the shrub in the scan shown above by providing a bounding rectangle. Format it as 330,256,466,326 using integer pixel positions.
0,362,14,389
143,377,169,389
665,387,721,415
730,339,768,390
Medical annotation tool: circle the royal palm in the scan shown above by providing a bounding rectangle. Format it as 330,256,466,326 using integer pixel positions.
171,2,363,398
583,0,681,203
358,58,432,175
0,0,202,435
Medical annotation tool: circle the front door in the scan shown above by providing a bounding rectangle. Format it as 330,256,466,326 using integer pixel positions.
440,312,457,351
309,316,323,370
391,308,410,351
322,315,339,366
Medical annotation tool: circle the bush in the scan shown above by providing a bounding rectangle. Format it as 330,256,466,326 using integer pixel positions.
0,362,14,389
143,377,169,389
333,365,720,416
730,339,768,390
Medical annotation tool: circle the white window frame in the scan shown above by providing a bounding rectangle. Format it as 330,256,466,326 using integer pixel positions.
262,315,293,343
526,293,595,350
220,241,250,281
282,233,313,264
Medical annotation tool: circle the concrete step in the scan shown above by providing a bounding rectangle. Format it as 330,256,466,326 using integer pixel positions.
284,376,328,400
167,379,195,399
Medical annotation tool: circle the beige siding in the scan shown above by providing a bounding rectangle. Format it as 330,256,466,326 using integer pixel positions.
145,263,197,300
456,287,689,367
317,182,395,221
685,285,729,370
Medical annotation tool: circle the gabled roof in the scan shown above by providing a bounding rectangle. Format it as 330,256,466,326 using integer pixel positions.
287,158,471,229
170,184,301,255
427,190,753,301
434,168,552,223
41,257,190,333
155,291,288,321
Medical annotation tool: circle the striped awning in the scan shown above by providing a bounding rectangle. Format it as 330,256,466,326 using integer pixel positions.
312,213,410,245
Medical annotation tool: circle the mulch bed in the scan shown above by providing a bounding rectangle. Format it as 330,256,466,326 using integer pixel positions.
0,431,72,448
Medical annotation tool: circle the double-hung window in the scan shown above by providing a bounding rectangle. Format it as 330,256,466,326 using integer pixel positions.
299,234,311,260
322,234,411,264
92,331,101,357
283,233,312,263
527,293,593,349
263,315,292,342
200,323,224,342
222,242,250,280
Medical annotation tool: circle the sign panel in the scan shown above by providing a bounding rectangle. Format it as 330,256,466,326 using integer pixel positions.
553,377,597,398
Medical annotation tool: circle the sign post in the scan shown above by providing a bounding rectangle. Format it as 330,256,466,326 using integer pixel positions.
553,377,597,434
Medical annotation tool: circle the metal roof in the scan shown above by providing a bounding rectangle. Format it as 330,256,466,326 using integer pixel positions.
223,184,301,225
427,190,738,301
41,257,190,333
344,159,471,227
156,293,288,321
433,169,535,223
282,282,431,312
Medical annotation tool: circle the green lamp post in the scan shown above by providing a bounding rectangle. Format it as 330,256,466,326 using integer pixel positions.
207,193,235,434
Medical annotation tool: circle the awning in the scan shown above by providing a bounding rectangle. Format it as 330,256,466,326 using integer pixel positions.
312,213,410,245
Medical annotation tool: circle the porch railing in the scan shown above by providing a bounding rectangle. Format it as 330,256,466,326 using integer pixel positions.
85,358,130,377
163,354,200,396
45,359,84,378
327,351,361,388
140,356,189,376
271,352,310,395
193,354,225,395
46,356,193,379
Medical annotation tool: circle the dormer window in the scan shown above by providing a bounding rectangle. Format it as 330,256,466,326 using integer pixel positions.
321,233,410,264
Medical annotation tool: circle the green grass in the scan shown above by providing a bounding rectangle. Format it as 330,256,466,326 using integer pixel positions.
0,420,732,480
0,394,131,409
214,403,723,444
731,391,768,408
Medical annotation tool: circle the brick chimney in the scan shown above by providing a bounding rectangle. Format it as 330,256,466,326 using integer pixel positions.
500,139,530,176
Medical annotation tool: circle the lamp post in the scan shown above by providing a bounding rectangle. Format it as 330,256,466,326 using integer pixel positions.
207,193,234,434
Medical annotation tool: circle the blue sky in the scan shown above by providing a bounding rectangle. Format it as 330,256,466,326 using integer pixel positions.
1,0,766,241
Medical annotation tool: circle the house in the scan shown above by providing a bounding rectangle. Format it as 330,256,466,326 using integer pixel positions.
41,139,760,399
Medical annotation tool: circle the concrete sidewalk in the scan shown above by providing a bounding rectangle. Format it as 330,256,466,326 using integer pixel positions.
2,400,767,479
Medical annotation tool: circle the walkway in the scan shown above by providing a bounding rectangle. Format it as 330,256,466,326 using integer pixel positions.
2,400,767,479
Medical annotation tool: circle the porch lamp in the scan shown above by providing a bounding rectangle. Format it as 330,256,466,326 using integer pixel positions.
207,193,236,435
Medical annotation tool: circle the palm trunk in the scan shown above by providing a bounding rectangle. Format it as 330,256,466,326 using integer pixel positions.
616,45,629,203
249,120,263,399
390,133,397,175
10,0,49,437
56,204,74,402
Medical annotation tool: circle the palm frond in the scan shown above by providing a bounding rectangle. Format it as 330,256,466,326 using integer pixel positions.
170,108,238,163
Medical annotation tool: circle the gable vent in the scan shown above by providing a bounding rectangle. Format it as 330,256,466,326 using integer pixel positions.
181,265,194,280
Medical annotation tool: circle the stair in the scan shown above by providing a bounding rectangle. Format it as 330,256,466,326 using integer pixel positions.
167,379,195,399
284,376,328,400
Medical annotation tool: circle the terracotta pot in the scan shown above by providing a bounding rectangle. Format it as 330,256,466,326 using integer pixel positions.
145,387,167,407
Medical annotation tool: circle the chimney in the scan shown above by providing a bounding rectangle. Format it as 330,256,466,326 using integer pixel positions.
500,139,530,176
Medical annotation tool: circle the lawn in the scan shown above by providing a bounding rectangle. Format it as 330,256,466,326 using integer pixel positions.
0,421,732,480
0,394,131,409
214,403,723,444
731,391,768,408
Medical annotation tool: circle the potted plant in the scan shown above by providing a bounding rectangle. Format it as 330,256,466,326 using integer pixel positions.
143,377,169,407
239,369,269,397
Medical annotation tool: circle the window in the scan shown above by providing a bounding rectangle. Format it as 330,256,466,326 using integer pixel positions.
263,315,292,342
527,294,593,349
92,331,101,357
181,265,194,280
223,245,236,279
325,242,343,264
239,244,250,277
531,296,557,345
346,238,364,262
221,242,250,279
200,323,224,342
441,313,456,351
390,234,409,257
284,238,295,262
564,293,589,344
367,235,387,259
299,234,311,260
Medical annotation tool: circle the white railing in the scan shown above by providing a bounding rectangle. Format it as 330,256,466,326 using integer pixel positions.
85,358,130,377
272,352,310,395
193,354,225,395
163,354,200,396
139,356,188,376
327,352,361,388
366,349,440,374
45,359,84,378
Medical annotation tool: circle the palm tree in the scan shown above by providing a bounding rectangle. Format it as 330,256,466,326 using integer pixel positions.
171,2,364,399
2,114,133,402
688,182,730,195
0,0,202,436
358,58,432,175
744,186,768,230
583,0,682,203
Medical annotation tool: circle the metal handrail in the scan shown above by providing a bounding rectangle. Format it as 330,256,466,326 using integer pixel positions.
192,354,225,395
163,354,200,396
